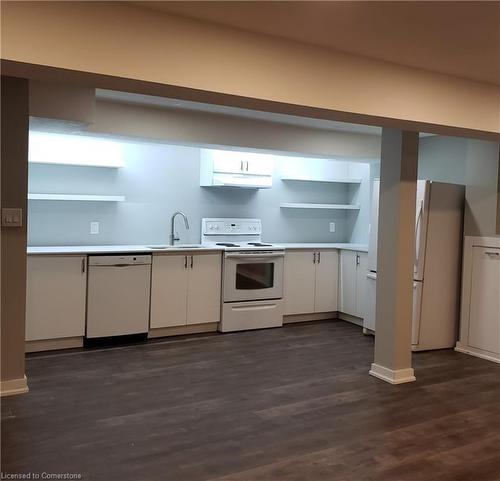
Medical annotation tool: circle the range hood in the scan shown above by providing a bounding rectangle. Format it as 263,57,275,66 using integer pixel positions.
200,149,273,189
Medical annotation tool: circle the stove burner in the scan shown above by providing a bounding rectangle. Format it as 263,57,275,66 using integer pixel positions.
247,242,273,247
216,242,241,247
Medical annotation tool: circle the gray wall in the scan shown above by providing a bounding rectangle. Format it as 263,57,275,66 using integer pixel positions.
418,135,499,237
418,136,468,184
463,139,500,237
28,139,370,246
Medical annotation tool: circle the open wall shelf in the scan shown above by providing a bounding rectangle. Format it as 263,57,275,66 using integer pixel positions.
281,176,362,184
280,203,360,210
28,194,126,202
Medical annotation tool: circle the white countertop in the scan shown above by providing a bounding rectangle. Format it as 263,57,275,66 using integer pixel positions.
27,245,223,255
277,243,368,252
27,242,369,255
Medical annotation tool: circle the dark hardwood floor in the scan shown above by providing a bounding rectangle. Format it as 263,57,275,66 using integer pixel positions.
2,321,500,481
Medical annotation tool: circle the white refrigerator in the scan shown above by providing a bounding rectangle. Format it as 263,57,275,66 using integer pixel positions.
364,179,465,351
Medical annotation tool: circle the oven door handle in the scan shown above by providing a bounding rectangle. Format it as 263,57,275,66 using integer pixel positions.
225,252,285,259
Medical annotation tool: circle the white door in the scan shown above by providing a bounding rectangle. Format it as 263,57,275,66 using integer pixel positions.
367,180,379,273
245,154,274,176
314,250,339,313
187,253,222,325
211,150,245,174
150,254,189,328
339,250,357,316
468,247,500,354
355,252,368,318
284,250,316,315
364,272,377,331
26,255,87,341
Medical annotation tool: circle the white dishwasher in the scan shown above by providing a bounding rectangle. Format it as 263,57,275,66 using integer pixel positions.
87,255,152,338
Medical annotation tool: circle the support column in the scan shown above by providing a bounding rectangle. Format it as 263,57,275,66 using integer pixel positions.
1,77,29,396
369,128,419,385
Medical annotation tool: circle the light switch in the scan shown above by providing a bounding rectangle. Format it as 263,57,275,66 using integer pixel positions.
329,222,336,233
90,221,100,235
1,208,23,227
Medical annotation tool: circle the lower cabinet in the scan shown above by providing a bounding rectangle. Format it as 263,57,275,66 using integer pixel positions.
339,250,367,319
457,238,500,362
284,250,338,315
26,255,87,341
468,246,500,354
150,252,222,328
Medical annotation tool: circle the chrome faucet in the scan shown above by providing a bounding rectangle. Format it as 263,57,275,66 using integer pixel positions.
170,211,190,245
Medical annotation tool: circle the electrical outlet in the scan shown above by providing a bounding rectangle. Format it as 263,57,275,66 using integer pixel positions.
1,208,23,227
90,221,100,235
329,222,336,233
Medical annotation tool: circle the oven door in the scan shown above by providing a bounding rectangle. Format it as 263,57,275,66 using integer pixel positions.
224,251,284,302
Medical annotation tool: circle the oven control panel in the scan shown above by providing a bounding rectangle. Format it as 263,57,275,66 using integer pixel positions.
202,218,262,236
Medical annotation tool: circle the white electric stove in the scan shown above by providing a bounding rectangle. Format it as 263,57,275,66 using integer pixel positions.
202,218,284,332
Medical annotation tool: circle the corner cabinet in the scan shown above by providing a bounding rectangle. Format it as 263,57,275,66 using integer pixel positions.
284,250,338,316
339,250,368,320
150,252,222,329
456,237,500,363
26,255,87,343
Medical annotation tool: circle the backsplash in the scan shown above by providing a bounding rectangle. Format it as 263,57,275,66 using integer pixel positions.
28,136,371,246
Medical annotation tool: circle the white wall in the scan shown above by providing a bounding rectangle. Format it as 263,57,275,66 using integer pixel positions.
28,136,371,246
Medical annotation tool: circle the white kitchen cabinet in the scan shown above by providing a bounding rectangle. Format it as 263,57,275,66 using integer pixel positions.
186,253,222,325
339,250,367,319
26,255,87,341
150,252,221,329
314,251,339,313
284,251,316,315
355,252,368,318
456,237,500,363
339,250,357,315
200,149,273,188
150,254,188,328
468,247,500,354
284,250,338,315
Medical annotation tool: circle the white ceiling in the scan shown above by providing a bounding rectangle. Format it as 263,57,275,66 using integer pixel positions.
96,89,383,136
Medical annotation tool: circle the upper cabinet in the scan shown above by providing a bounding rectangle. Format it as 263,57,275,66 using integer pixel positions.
200,149,273,189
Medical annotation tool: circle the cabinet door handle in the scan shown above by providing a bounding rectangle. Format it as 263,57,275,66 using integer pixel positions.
313,252,316,264
317,252,321,264
485,251,499,256
240,160,244,171
356,254,360,266
184,255,188,269
246,161,249,171
190,255,194,269
81,258,86,274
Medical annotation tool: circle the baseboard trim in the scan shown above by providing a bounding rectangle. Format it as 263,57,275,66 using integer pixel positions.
369,363,416,384
148,322,218,339
455,344,500,364
1,375,29,397
26,336,83,353
283,312,337,324
338,312,363,327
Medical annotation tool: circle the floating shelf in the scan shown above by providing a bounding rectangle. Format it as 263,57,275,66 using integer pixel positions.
29,159,124,168
28,194,125,202
280,203,360,210
281,176,362,184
